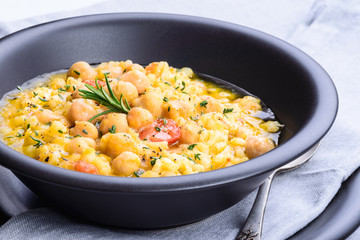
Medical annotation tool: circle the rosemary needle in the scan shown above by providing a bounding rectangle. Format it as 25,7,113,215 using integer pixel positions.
79,73,131,122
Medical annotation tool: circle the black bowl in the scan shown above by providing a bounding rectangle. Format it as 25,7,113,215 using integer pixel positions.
0,13,338,229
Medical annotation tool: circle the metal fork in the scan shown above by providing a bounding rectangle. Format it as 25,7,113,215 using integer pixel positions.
236,143,320,240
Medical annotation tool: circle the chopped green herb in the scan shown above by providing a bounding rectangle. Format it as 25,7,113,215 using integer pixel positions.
150,156,158,166
164,82,171,86
143,146,150,149
82,129,88,134
190,116,198,121
26,124,30,129
64,85,70,91
198,128,205,134
34,130,39,136
181,81,186,91
187,144,197,150
175,86,180,90
73,70,81,75
150,155,162,166
30,135,44,148
134,169,145,177
72,86,76,91
181,91,188,94
108,125,116,134
182,154,196,163
58,130,64,133
168,106,171,112
223,108,234,115
5,136,14,138
155,126,161,132
74,135,82,138
194,153,201,161
66,136,74,139
38,97,48,102
31,104,37,108
58,94,64,100
33,92,38,97
17,86,23,91
43,105,50,108
199,100,208,108
58,88,66,92
15,132,22,137
123,68,127,73
163,97,169,102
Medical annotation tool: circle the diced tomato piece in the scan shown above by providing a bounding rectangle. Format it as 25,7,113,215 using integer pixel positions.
74,161,98,174
139,118,180,145
83,79,106,89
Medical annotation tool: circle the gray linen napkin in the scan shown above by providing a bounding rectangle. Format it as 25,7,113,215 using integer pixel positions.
1,0,360,239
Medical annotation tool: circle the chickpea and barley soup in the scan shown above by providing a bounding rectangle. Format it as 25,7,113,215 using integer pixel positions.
0,60,282,177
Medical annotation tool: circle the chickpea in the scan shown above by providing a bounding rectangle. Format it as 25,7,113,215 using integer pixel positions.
34,109,57,124
67,61,97,80
121,70,150,94
99,133,138,158
141,171,159,178
197,97,223,113
71,84,86,99
112,151,141,175
68,99,97,124
145,61,169,76
235,126,252,139
127,107,154,130
96,61,124,79
99,113,128,134
69,121,98,139
163,100,195,120
180,67,194,78
179,121,201,144
67,137,96,154
233,96,262,111
132,90,163,118
112,81,138,104
245,136,274,159
129,63,146,73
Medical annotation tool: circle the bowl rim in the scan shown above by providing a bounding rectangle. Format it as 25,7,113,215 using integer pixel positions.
0,12,338,192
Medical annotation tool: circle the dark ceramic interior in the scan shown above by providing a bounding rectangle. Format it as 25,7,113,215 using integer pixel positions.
0,13,338,228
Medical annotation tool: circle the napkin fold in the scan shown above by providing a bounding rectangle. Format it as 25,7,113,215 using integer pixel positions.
1,0,360,239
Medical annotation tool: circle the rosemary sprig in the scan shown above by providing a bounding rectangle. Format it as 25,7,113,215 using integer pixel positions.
79,73,131,122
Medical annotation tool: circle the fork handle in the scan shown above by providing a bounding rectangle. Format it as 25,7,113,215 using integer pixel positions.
236,172,276,240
